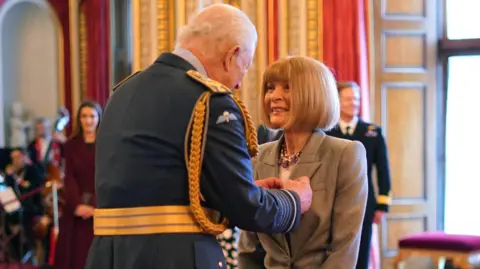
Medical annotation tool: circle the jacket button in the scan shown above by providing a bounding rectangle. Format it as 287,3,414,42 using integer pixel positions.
218,261,223,268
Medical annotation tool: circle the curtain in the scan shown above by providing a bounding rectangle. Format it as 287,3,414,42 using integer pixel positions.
323,0,370,120
82,0,110,107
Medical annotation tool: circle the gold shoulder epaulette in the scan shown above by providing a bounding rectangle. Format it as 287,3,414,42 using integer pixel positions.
113,71,141,92
186,70,231,94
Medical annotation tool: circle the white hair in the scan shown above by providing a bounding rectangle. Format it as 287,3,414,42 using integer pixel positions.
175,4,257,59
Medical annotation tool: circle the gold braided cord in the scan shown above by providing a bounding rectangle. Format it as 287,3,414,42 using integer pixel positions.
231,95,259,158
187,92,229,235
186,91,260,235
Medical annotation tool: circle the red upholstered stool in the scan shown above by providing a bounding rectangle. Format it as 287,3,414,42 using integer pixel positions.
394,232,480,268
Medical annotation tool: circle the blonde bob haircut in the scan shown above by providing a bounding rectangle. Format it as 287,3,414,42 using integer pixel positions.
259,56,340,131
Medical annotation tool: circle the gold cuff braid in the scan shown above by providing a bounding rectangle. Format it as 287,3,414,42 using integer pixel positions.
184,91,259,235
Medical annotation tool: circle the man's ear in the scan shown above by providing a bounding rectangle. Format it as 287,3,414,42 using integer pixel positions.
223,46,241,72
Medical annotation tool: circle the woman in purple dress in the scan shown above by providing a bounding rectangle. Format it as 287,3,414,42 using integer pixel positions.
54,101,102,269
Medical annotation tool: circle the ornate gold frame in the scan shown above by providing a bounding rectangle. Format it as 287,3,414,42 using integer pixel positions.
132,0,176,71
306,0,323,60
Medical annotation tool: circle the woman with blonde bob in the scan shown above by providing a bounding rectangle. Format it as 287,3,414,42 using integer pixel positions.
238,56,368,268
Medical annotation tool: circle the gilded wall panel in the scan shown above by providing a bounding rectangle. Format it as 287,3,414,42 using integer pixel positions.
185,0,198,22
133,0,175,71
306,0,323,60
157,0,175,54
79,8,87,100
226,0,240,8
139,0,152,69
287,0,307,56
239,0,264,125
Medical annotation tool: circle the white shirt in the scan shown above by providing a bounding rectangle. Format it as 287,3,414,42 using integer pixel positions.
172,48,208,77
39,137,52,161
338,116,359,135
279,164,298,184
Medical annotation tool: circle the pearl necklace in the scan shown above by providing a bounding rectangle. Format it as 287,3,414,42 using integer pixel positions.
278,143,302,169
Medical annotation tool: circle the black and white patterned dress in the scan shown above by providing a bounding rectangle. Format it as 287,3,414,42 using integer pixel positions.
217,228,239,269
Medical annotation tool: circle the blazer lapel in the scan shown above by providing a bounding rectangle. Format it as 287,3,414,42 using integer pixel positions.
288,130,326,258
257,140,281,180
256,139,292,256
287,130,324,182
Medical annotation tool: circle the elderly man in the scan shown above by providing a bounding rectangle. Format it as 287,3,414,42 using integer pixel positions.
85,4,312,269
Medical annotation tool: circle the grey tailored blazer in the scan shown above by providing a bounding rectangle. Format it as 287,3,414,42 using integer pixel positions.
238,130,368,269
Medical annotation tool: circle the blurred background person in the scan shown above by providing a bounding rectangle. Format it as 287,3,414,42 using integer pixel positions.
54,101,102,269
325,81,391,269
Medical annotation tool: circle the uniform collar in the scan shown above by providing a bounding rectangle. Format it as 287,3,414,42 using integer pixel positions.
171,48,208,77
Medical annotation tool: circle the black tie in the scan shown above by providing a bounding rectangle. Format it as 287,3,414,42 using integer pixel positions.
345,126,351,137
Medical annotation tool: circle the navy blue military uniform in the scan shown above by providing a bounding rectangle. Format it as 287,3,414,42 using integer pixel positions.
85,53,301,269
326,119,391,269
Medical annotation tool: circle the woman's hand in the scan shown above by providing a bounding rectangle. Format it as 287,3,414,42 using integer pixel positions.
75,204,95,219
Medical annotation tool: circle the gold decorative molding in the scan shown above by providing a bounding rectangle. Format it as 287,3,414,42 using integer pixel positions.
158,0,175,54
236,0,263,125
132,0,141,71
267,0,274,64
140,0,152,68
227,0,240,8
317,0,323,61
306,0,323,60
79,6,87,100
68,0,81,113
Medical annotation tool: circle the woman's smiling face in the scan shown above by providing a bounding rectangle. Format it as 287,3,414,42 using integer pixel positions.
264,81,291,129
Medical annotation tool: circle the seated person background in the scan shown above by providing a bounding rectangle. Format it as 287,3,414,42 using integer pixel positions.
238,56,368,268
3,147,44,261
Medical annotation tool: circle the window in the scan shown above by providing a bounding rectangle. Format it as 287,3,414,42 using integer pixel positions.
444,56,480,235
446,0,480,40
442,0,480,235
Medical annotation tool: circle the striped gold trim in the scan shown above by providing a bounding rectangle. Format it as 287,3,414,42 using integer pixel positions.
377,195,392,205
94,205,217,236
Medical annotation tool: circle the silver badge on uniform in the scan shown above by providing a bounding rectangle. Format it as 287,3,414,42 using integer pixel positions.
216,111,238,124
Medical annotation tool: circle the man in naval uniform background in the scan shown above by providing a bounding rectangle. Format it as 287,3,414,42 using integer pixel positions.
85,4,312,269
325,81,392,269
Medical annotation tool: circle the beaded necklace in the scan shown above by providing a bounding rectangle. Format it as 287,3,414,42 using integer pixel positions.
278,143,302,169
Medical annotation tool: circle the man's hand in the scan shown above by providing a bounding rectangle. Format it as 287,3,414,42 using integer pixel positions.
256,177,284,189
283,176,312,214
373,210,385,224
